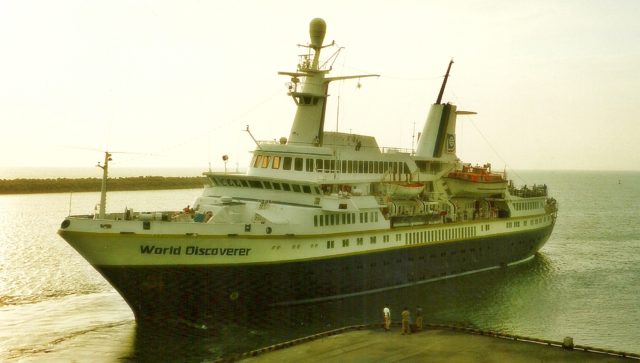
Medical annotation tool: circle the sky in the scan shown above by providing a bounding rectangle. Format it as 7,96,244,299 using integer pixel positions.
1,0,639,175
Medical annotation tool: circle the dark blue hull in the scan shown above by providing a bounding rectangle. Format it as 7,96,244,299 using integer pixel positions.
97,225,553,322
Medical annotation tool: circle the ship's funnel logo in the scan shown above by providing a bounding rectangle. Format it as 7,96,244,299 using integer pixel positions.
446,134,456,153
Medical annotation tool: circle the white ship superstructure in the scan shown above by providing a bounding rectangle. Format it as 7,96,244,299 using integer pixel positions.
59,18,557,322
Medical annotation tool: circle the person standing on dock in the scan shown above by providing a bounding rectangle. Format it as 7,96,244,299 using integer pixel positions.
415,307,423,331
401,307,410,335
383,304,391,331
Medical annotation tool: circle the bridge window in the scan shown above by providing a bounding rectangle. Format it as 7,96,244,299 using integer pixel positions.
306,158,314,172
302,185,311,193
316,159,323,171
282,183,291,191
295,158,303,171
260,156,270,168
283,157,292,170
253,155,262,168
272,156,281,169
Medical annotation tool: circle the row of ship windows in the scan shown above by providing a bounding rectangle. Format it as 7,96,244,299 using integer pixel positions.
513,200,543,211
252,154,410,175
314,212,380,227
405,226,478,246
324,226,480,249
211,177,321,194
327,234,398,248
506,215,550,228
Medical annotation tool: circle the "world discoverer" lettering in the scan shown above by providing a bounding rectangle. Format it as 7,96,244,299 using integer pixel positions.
139,245,251,256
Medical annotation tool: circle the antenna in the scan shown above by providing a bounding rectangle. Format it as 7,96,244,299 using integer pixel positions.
244,125,262,149
411,121,416,155
436,59,454,104
336,95,340,132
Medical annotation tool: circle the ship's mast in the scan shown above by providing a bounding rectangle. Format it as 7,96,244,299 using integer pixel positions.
280,18,378,147
436,59,454,105
97,151,111,219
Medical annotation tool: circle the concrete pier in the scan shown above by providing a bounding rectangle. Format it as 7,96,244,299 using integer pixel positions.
234,325,637,362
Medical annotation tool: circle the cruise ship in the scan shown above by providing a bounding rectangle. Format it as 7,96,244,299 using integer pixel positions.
58,18,557,323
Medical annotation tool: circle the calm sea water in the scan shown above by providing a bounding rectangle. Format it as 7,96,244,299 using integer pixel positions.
1,170,638,361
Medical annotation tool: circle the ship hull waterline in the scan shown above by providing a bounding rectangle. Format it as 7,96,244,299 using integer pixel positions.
60,224,553,323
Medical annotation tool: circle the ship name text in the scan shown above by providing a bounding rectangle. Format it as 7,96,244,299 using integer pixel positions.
139,245,251,256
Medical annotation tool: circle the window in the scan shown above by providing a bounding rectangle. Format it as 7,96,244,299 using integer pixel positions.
294,158,303,171
253,155,262,168
306,158,314,172
272,182,281,190
314,216,318,227
370,236,377,244
326,240,334,249
341,160,347,173
283,157,292,170
302,185,311,194
342,239,349,247
263,181,272,189
357,237,363,245
282,183,291,191
330,160,336,172
292,184,301,193
261,156,270,168
272,156,281,169
316,159,323,172
249,180,263,188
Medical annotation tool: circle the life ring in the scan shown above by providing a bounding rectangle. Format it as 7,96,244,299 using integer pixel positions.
266,226,272,234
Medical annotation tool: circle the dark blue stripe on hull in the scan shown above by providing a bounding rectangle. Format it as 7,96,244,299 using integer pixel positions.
97,226,553,322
